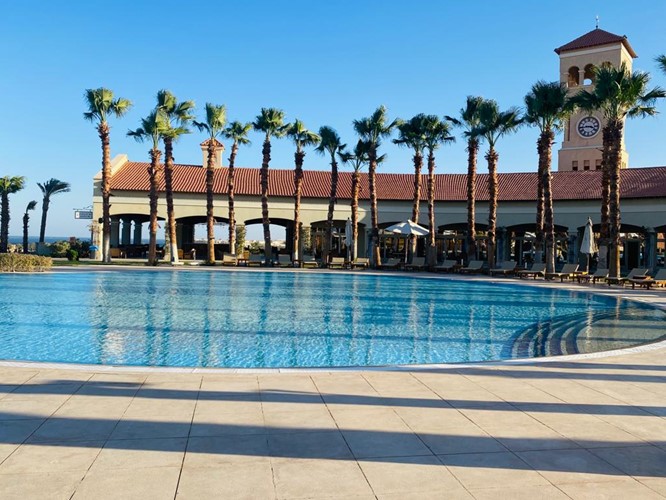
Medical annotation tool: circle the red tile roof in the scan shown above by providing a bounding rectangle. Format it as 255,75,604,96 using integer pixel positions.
199,138,224,147
110,161,666,202
554,29,637,58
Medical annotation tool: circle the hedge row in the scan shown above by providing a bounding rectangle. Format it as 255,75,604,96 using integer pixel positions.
0,254,53,272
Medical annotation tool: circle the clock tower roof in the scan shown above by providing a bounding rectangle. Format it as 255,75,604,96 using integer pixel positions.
554,28,637,58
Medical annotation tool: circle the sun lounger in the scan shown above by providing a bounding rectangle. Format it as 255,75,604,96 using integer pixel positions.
489,261,517,276
545,263,579,282
276,254,293,268
606,268,648,286
576,268,608,284
247,254,265,267
628,268,666,289
301,255,320,268
459,260,484,274
516,263,546,279
328,257,346,269
404,256,426,271
379,258,402,270
350,257,369,269
222,254,237,266
433,259,458,273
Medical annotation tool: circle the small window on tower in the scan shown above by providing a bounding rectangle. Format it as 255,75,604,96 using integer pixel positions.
595,159,602,170
572,161,579,171
583,160,590,171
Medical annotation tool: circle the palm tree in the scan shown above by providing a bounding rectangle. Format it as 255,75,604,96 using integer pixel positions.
83,88,132,262
446,96,484,262
572,63,665,278
157,90,195,265
472,100,522,268
0,176,26,253
339,140,370,261
37,179,70,244
393,115,427,262
127,110,168,265
223,121,252,255
422,115,455,267
353,106,398,267
315,126,345,264
22,200,37,254
193,103,227,265
524,81,571,274
253,107,287,265
287,120,321,263
656,55,666,75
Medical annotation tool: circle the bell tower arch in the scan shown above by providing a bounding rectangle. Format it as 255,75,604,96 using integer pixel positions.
555,28,637,171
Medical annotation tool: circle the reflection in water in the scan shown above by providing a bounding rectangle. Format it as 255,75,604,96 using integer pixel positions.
0,271,664,368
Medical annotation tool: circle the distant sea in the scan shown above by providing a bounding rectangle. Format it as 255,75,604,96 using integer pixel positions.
9,236,90,244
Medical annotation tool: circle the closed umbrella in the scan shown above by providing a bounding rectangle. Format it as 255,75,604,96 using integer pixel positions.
580,217,598,272
344,218,353,261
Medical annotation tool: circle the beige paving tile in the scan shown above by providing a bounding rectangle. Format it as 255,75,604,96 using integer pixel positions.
379,490,473,500
184,434,270,467
358,454,464,496
263,407,337,433
109,416,192,440
72,465,181,499
441,451,548,489
29,416,118,443
268,430,352,459
638,477,666,496
271,457,374,499
0,397,65,419
588,445,666,479
469,484,570,499
176,461,276,499
517,448,626,484
0,470,85,500
557,477,664,499
0,443,20,463
0,441,102,474
90,437,186,470
0,419,45,443
191,409,264,436
192,397,263,415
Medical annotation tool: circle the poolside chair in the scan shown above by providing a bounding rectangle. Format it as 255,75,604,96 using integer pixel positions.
379,258,402,270
545,263,579,282
516,263,546,280
301,255,320,269
628,268,666,289
606,268,648,286
433,259,458,273
222,253,237,267
404,257,426,271
576,268,608,284
247,254,265,267
459,260,484,274
489,261,517,277
350,257,369,269
328,257,346,269
277,254,293,268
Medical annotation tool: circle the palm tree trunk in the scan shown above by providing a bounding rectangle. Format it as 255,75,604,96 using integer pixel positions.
261,137,272,266
98,122,112,263
607,120,623,278
466,138,479,262
599,127,612,269
205,141,216,264
148,148,161,266
534,141,545,263
539,130,556,273
228,142,238,255
410,151,423,263
39,198,49,243
427,149,436,267
351,171,360,261
324,156,339,264
0,192,9,253
293,150,304,263
23,213,29,254
368,147,381,268
163,137,179,264
486,147,499,269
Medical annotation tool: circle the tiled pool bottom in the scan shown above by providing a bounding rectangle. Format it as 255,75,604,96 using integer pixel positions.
0,270,664,368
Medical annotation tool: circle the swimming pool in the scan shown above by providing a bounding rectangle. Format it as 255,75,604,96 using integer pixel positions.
0,270,664,368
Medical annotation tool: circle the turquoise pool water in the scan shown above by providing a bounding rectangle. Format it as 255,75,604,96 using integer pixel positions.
0,270,664,368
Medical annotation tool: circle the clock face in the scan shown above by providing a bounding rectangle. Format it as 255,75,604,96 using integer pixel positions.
577,116,600,138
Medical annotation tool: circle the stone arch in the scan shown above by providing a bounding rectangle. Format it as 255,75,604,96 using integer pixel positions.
567,66,580,87
583,64,595,85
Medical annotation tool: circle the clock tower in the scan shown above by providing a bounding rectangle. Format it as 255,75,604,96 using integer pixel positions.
555,28,637,171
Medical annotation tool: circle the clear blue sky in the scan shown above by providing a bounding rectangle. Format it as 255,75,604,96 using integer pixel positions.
1,0,665,238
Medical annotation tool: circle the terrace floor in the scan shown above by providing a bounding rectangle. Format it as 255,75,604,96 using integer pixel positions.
0,270,665,499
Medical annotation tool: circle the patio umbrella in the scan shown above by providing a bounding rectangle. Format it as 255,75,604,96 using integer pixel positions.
344,218,353,261
580,217,598,272
384,220,429,261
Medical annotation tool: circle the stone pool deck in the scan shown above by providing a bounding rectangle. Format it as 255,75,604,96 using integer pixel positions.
0,270,664,499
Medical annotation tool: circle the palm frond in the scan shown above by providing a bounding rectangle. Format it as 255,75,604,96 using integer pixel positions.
25,200,37,212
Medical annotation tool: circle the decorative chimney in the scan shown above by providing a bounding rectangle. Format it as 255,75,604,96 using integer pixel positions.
200,139,225,168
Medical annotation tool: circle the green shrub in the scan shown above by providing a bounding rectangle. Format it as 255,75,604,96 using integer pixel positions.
49,241,70,258
0,254,53,272
66,249,79,261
